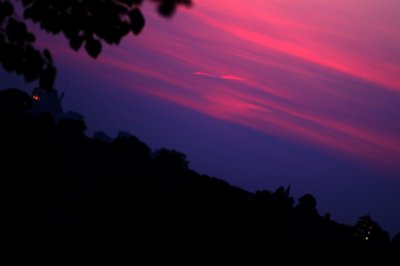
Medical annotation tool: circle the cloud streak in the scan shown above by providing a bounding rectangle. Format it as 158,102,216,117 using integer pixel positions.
51,0,400,171
194,71,245,81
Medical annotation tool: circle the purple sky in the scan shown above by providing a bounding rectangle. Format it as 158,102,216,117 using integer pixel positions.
2,0,400,236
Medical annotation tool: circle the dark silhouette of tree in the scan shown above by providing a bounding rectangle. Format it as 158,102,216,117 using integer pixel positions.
0,0,192,89
0,88,32,122
393,233,400,248
57,118,87,137
297,193,318,214
1,88,399,257
154,148,189,171
292,193,320,245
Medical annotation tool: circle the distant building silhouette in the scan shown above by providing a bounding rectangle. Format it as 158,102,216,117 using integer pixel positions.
354,215,374,241
32,87,63,116
354,215,390,245
31,87,83,121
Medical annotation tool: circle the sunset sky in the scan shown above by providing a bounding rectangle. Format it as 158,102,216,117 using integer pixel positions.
2,0,400,235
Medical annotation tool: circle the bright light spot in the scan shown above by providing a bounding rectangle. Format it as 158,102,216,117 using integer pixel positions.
220,75,245,81
365,237,369,240
32,95,40,101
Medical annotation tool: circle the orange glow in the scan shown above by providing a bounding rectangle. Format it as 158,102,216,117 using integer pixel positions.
32,95,40,101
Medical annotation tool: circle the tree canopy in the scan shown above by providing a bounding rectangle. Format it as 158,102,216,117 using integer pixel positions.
1,88,398,254
0,0,192,90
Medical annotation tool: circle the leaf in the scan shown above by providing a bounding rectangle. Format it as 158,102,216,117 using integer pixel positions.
85,38,102,58
6,18,27,44
1,44,16,71
23,7,39,22
21,0,34,7
69,35,85,51
23,66,40,82
22,45,44,81
39,65,57,90
129,8,145,35
119,0,143,6
25,32,36,43
2,1,14,16
157,2,176,17
25,46,46,70
43,49,53,63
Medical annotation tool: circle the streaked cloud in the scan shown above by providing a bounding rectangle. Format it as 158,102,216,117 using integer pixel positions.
194,71,245,81
50,0,400,170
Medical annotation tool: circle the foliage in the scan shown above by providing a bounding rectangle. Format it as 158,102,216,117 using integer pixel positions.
0,0,192,89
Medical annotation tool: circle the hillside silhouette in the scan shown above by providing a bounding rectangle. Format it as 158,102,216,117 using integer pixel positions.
1,88,399,258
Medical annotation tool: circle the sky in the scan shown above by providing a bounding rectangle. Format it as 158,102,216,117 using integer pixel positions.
2,0,400,236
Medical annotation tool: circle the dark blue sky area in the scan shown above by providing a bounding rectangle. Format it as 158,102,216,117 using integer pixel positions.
2,0,400,237
2,69,400,236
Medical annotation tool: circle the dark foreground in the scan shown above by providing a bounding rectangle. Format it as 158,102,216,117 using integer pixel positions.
1,88,399,259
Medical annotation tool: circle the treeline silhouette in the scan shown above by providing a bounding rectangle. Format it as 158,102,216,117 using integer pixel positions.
1,88,399,258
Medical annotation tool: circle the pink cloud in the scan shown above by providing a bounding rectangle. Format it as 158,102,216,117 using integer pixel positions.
47,0,400,170
188,2,400,92
220,75,244,81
